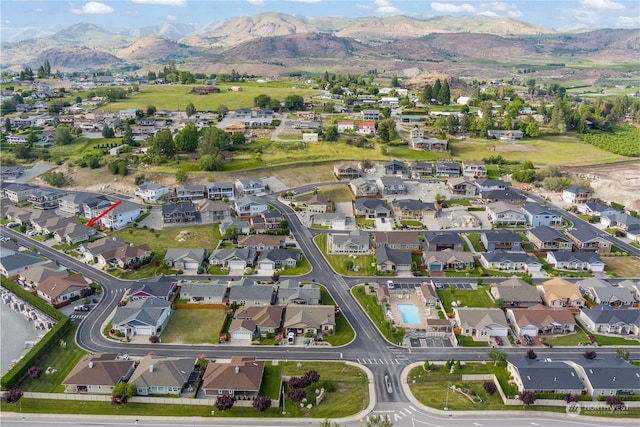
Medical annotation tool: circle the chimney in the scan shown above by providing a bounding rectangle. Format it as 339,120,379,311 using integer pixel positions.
235,366,240,374
149,364,154,373
88,362,93,368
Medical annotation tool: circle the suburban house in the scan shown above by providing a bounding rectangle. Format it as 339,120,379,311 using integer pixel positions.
479,250,542,272
62,353,136,394
0,165,23,181
99,201,143,230
231,305,284,339
111,297,172,337
522,203,563,227
209,248,256,270
80,237,128,264
82,196,112,219
129,355,196,396
481,231,522,251
164,248,207,270
206,182,235,200
294,194,333,213
487,129,523,141
619,280,640,303
409,161,435,177
36,273,90,306
480,189,526,205
283,305,336,337
128,281,177,302
375,246,412,273
374,231,420,250
179,281,228,304
377,176,407,195
601,213,640,240
507,359,585,395
354,198,391,218
581,281,634,307
97,243,152,269
447,177,477,196
162,203,197,224
219,217,251,236
490,278,542,308
454,307,509,341
135,182,170,203
202,356,265,398
333,163,361,179
416,283,439,305
175,184,206,202
349,178,379,197
546,251,606,272
3,182,37,202
257,248,302,270
384,160,407,176
392,199,437,219
412,136,448,151
234,195,268,217
235,178,265,195
435,161,461,177
58,193,93,216
54,223,97,245
462,161,487,178
328,230,370,254
228,281,274,306
486,202,527,225
422,251,474,272
277,279,321,305
336,122,355,133
565,225,611,253
18,263,66,288
578,306,640,336
567,358,640,397
361,109,380,120
538,278,586,308
506,304,576,336
251,211,284,233
237,234,285,251
527,226,573,251
195,199,233,224
474,179,509,192
28,188,66,210
423,233,464,252
576,202,620,218
0,252,48,278
562,186,596,205
358,121,376,135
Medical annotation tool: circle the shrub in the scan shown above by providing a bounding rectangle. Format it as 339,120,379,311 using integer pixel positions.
519,390,536,405
606,396,625,411
28,365,43,379
287,389,306,402
483,381,497,395
149,335,160,343
252,395,272,412
215,395,236,411
526,349,537,360
2,389,24,403
564,393,579,403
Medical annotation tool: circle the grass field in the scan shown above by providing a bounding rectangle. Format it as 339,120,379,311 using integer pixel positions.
318,184,353,203
314,234,377,276
161,309,227,344
111,224,221,256
352,285,405,345
48,137,113,164
437,286,495,313
466,233,484,252
18,324,87,393
602,255,640,277
101,83,319,112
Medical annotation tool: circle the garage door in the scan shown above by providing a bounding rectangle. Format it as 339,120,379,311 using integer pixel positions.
184,262,199,270
228,260,246,270
231,330,252,341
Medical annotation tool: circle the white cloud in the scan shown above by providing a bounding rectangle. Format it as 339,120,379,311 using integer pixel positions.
166,14,176,20
507,10,523,18
130,0,187,6
0,19,10,24
375,0,401,14
430,2,475,13
355,3,373,10
289,0,323,3
70,2,114,14
616,15,640,27
247,0,264,5
480,2,513,12
478,11,498,17
582,0,625,10
125,10,138,15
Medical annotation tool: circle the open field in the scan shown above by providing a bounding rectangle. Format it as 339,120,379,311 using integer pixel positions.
161,309,227,344
603,255,640,277
100,83,319,112
437,286,495,313
111,224,221,256
318,184,353,203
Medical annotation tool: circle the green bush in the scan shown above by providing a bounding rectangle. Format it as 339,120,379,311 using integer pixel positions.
597,394,640,401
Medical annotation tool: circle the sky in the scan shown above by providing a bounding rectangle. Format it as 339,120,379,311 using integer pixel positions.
1,0,639,34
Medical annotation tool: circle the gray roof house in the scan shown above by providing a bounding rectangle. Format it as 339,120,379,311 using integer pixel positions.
546,251,606,273
129,355,196,396
486,201,527,225
129,281,177,301
111,298,172,337
392,199,437,219
376,176,407,195
276,279,321,305
349,178,379,197
585,285,634,307
490,278,542,308
567,358,640,397
527,226,573,251
228,282,274,306
522,202,563,227
480,189,526,205
208,248,256,269
178,281,228,304
480,250,543,272
354,198,391,218
565,224,611,253
507,359,584,395
329,230,370,254
375,246,412,273
0,252,48,278
423,232,464,252
234,195,268,217
481,230,522,252
257,248,302,270
578,306,640,336
164,248,207,270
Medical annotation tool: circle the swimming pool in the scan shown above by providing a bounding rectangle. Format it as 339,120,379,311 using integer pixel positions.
397,304,421,324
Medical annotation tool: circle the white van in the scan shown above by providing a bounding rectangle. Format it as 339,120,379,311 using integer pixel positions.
387,280,394,289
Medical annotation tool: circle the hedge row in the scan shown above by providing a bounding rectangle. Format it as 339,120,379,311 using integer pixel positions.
1,277,65,321
0,316,70,390
597,395,640,401
534,392,592,401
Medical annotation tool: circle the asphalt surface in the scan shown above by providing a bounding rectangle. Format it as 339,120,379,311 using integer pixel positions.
2,184,639,425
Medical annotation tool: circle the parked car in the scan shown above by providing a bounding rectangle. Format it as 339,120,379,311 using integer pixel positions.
494,337,503,346
523,334,534,346
26,230,39,236
387,280,395,289
74,305,90,312
287,332,295,345
6,222,19,228
588,335,596,344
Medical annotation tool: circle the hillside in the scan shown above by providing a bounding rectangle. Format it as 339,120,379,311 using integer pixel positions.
116,36,205,63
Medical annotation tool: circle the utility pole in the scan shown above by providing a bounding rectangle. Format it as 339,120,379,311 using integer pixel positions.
282,384,286,415
444,382,450,411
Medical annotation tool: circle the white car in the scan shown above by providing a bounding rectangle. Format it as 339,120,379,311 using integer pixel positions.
287,332,295,345
27,230,39,236
387,280,395,289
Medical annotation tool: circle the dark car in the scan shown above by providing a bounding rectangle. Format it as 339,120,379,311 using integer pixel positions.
495,337,503,346
523,334,534,346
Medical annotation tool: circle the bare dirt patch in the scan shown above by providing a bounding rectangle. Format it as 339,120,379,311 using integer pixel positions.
492,144,536,152
603,255,640,277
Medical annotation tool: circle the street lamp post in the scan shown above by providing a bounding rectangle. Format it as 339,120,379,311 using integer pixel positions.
282,384,286,415
444,382,450,411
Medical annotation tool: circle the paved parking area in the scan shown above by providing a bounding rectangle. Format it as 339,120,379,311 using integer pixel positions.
424,337,453,347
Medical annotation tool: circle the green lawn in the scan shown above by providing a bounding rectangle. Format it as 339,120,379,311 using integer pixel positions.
437,286,495,313
109,256,178,280
591,334,640,346
400,220,425,227
111,224,221,256
259,362,283,399
539,328,591,347
18,324,87,393
355,218,375,228
456,335,490,347
49,137,112,163
161,309,228,344
323,315,355,346
318,184,353,203
448,198,472,207
280,255,312,276
352,285,405,345
314,234,376,276
466,233,484,252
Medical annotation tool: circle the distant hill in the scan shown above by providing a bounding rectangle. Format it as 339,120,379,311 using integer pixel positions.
50,23,135,51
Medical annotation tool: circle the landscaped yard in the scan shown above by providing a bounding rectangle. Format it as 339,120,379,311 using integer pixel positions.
18,324,87,393
111,224,221,256
314,234,377,276
318,285,355,346
109,256,177,280
280,255,312,276
466,233,484,252
161,309,227,344
352,285,405,345
602,255,640,277
437,286,495,313
456,335,490,347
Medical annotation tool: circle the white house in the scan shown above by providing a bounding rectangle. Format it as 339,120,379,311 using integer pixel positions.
135,182,170,203
99,201,143,230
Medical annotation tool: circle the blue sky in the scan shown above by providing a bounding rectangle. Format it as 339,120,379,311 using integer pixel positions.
1,0,639,32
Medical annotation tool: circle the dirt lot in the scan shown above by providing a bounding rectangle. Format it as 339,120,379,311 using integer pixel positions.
493,144,536,152
566,161,640,212
603,255,640,277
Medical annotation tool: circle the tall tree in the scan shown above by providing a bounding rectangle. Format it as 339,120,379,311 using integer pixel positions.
390,73,399,88
487,348,507,366
200,126,230,155
55,125,73,145
254,94,271,108
432,79,442,102
149,130,176,159
284,94,304,111
437,79,451,105
185,102,196,117
175,121,199,152
122,123,133,145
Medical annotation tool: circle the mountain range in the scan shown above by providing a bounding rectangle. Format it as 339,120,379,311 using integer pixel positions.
1,13,638,78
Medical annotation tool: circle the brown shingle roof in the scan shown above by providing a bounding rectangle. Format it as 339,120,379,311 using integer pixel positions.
202,356,264,393
63,354,135,387
36,273,88,299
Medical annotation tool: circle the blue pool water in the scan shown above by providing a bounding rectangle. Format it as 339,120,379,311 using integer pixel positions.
397,304,421,324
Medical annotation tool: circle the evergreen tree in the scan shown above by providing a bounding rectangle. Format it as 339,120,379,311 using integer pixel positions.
390,73,399,88
438,79,451,105
433,79,442,102
185,102,196,117
122,123,133,145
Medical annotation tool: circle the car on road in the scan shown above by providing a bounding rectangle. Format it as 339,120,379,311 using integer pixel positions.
74,305,90,312
523,334,534,346
494,337,503,346
387,280,394,289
